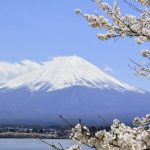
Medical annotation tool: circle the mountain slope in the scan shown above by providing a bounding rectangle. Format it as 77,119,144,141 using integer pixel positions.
0,56,149,125
0,86,149,125
0,56,142,92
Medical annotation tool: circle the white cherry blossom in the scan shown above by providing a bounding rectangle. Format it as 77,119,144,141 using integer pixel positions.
67,114,150,150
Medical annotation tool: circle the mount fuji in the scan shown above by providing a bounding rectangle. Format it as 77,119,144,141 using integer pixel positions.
0,56,149,125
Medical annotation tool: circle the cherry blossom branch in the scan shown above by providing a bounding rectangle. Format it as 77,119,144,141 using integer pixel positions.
75,0,150,78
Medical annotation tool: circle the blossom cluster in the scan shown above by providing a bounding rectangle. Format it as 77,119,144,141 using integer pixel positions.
136,0,150,6
141,49,150,58
131,49,150,78
67,145,80,150
68,114,150,150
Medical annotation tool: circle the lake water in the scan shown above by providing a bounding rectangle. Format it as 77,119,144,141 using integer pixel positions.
0,139,91,150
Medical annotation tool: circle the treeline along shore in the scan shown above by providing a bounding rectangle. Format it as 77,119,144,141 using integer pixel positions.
0,126,71,139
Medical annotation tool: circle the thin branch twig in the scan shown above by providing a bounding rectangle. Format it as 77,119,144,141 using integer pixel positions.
40,139,65,150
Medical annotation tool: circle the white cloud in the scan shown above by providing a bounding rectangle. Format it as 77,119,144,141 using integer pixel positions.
0,60,41,84
103,65,114,74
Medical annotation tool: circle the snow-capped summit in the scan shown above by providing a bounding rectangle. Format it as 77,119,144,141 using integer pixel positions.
0,55,142,92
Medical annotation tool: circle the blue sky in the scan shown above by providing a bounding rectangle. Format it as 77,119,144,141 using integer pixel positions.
0,0,149,90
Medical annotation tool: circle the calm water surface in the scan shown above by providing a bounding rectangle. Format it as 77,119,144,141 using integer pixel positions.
0,139,91,150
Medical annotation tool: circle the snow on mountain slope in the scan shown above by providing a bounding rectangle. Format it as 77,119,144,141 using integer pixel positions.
0,56,142,92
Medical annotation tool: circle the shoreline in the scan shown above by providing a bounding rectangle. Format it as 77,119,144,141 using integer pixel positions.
0,132,69,139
